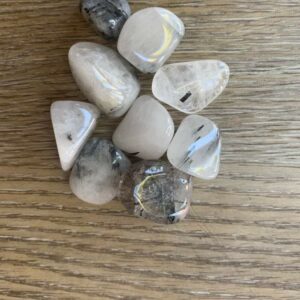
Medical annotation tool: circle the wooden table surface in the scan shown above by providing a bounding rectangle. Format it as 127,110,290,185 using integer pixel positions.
1,1,300,299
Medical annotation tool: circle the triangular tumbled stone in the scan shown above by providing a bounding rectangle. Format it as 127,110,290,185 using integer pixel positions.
152,60,230,114
167,115,221,180
51,101,100,171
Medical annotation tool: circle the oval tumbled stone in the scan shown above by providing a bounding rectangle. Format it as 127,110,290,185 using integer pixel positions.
80,0,131,39
69,42,140,118
70,138,131,205
117,7,185,73
152,60,230,114
112,95,174,160
120,160,192,224
167,115,221,180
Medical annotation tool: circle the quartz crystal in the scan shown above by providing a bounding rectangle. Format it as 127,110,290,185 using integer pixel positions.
117,7,185,73
112,95,174,160
167,115,221,179
69,42,140,118
120,161,192,224
80,0,131,39
51,101,100,171
152,60,230,114
70,138,131,205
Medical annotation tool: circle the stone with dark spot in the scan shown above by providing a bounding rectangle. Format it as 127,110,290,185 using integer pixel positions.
119,161,192,224
70,138,131,205
80,0,131,39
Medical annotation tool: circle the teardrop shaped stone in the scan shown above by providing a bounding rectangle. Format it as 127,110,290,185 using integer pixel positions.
80,0,131,39
167,115,221,180
112,95,174,160
69,42,140,118
152,60,230,114
51,101,100,171
117,7,185,73
120,160,192,224
70,138,131,205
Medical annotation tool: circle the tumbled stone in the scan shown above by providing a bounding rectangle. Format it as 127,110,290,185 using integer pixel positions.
167,115,221,179
112,95,174,160
152,60,230,114
120,161,192,224
70,138,131,205
69,42,140,118
80,0,131,39
51,101,100,171
117,7,185,73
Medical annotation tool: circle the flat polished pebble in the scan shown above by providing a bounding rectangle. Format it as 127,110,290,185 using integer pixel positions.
152,60,230,114
70,138,131,205
69,42,140,118
167,115,221,179
112,95,174,160
120,161,192,224
51,101,100,171
117,7,185,73
80,0,131,39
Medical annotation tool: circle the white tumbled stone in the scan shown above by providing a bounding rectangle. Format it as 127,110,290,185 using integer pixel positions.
70,138,131,205
152,60,230,114
112,95,174,160
69,42,140,118
51,101,100,171
117,7,185,73
167,115,221,180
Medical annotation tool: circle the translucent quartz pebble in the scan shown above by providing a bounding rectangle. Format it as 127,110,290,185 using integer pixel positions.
152,60,230,114
120,161,192,224
167,115,221,179
117,7,185,73
69,42,140,118
51,101,100,171
80,0,131,39
112,95,174,160
70,138,131,205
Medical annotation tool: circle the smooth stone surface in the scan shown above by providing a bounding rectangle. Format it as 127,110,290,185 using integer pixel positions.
112,95,174,160
69,42,140,118
152,60,230,114
51,101,100,171
70,138,131,205
80,0,131,39
167,115,221,180
120,161,192,224
117,7,185,73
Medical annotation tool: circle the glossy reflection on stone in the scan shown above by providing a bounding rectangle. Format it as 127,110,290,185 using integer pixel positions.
80,0,131,39
152,60,230,114
120,161,192,224
51,101,100,171
70,138,131,205
118,7,185,73
167,115,221,180
69,42,140,118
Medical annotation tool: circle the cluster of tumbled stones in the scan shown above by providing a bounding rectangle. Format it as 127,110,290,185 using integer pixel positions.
50,0,230,224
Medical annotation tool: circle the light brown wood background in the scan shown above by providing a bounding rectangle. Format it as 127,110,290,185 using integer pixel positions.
0,0,300,299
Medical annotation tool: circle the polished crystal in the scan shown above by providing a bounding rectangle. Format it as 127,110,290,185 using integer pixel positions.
120,160,192,224
117,7,185,73
152,60,230,114
70,138,131,205
167,115,221,179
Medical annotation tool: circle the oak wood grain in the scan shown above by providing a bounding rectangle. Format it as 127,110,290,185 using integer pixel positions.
0,0,300,299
